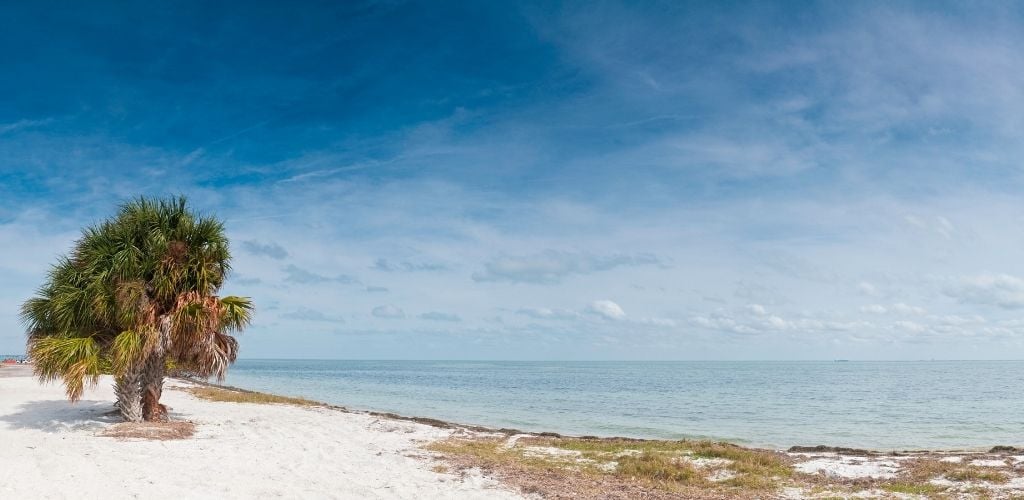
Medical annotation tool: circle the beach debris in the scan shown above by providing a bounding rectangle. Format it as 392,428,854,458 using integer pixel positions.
788,445,874,456
100,421,196,441
991,446,1020,453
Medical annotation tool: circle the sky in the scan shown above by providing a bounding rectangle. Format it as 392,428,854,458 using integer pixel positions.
2,1,1024,360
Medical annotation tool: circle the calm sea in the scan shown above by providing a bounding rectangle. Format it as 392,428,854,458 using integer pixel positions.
222,360,1024,451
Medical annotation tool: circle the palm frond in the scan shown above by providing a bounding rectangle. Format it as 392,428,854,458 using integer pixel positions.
219,296,253,332
28,336,102,401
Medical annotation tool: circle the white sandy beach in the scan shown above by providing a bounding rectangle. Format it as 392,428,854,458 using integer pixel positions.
6,366,1024,499
0,368,522,499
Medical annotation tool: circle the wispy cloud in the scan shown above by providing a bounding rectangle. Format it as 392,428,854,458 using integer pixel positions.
373,258,449,273
419,311,461,322
241,240,289,260
281,307,345,323
372,305,406,319
282,265,359,285
473,251,663,284
0,117,53,135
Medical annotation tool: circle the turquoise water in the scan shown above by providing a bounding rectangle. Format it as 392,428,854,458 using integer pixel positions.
222,360,1024,450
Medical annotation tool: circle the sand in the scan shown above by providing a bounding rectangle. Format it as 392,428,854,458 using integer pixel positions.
0,372,523,499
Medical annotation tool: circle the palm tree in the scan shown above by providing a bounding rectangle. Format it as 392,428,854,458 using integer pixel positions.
21,196,253,422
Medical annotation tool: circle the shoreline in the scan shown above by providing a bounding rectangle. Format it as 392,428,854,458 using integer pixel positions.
183,374,1018,456
2,367,1024,498
9,361,1016,455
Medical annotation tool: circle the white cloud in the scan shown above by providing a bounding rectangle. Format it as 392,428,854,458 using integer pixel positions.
890,303,926,315
893,320,926,334
765,315,787,329
860,303,926,315
516,307,580,320
857,282,879,297
945,274,1024,309
638,317,677,327
904,215,955,239
587,300,626,320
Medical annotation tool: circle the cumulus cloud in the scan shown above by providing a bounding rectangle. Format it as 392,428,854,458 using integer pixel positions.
419,311,461,322
241,240,289,260
587,300,626,320
373,258,448,273
945,274,1024,309
372,304,406,319
472,251,662,284
283,265,359,285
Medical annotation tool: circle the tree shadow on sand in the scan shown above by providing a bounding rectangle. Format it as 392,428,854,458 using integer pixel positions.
0,399,121,433
0,399,190,433
0,397,192,434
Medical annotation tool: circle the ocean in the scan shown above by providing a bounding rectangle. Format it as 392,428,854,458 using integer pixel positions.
223,360,1024,451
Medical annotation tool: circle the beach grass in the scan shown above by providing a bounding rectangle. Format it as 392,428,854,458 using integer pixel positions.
427,436,792,498
429,434,1024,499
180,385,322,407
897,458,1010,485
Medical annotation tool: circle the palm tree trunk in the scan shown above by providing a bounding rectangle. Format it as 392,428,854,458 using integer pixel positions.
114,368,143,422
142,315,171,422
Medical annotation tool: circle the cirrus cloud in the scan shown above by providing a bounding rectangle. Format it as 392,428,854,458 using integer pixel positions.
472,251,663,284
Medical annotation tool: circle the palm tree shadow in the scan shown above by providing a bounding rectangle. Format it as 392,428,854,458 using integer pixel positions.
0,399,121,433
0,400,192,433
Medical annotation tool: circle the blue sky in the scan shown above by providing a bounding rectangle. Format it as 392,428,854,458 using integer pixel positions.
3,1,1024,359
